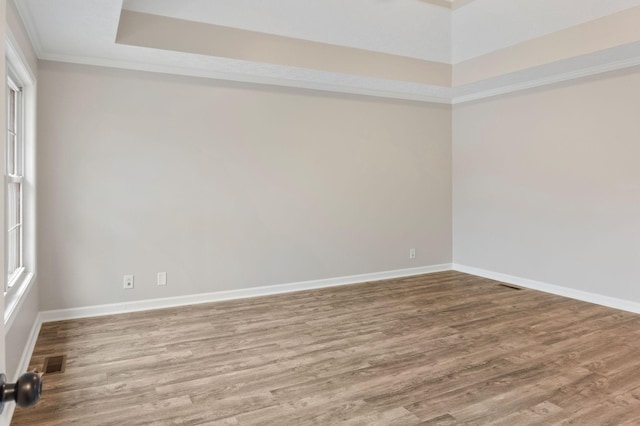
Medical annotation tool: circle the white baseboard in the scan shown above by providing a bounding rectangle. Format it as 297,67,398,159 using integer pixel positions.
39,264,453,323
452,263,640,315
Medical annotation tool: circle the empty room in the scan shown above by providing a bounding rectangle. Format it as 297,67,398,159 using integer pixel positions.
2,0,640,424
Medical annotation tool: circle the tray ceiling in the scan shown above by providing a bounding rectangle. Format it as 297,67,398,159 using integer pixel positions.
14,0,640,104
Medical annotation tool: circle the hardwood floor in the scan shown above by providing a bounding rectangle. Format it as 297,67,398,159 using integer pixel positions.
12,271,640,425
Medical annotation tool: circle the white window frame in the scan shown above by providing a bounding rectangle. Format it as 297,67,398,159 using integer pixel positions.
4,34,36,329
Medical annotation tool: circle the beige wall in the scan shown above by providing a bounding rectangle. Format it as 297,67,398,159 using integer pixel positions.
37,61,452,311
453,66,640,301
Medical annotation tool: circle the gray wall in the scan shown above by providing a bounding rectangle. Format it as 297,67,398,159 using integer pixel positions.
453,67,640,302
38,61,453,310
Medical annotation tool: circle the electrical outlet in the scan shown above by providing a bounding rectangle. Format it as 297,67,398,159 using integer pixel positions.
409,248,416,259
123,275,134,289
157,272,167,286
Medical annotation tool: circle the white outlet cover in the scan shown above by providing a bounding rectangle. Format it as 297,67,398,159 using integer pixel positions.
157,272,167,286
124,275,134,289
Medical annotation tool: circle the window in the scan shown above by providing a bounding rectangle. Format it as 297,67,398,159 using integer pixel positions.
4,35,36,326
6,74,24,289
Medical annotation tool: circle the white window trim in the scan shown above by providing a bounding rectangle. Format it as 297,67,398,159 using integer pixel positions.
4,32,36,332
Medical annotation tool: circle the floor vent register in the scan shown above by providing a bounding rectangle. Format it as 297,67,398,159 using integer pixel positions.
42,355,67,375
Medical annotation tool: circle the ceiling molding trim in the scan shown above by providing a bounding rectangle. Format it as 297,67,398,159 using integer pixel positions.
32,49,640,106
420,0,476,9
419,0,453,9
452,55,640,104
12,0,45,59
37,52,453,104
6,30,37,85
451,0,476,10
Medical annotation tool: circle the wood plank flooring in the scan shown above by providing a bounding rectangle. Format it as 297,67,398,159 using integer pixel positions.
12,271,640,425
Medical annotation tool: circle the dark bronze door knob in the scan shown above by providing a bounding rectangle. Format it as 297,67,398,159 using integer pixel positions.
0,372,43,414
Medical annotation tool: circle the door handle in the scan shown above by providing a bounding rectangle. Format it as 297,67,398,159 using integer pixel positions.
0,372,42,414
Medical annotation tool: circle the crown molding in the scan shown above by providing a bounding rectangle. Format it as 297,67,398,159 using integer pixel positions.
452,55,640,104
40,44,640,106
36,50,640,106
451,0,477,10
420,0,477,9
420,0,453,8
12,0,45,58
38,52,453,104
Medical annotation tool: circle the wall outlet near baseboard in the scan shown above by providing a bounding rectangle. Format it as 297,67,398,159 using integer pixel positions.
123,275,134,289
409,248,416,259
157,272,167,286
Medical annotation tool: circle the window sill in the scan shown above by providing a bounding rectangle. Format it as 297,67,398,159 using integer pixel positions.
4,271,35,333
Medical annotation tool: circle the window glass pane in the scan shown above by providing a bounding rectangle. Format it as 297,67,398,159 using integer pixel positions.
7,182,22,280
7,230,15,277
7,227,20,279
16,221,22,270
16,183,21,230
16,131,23,177
8,86,15,133
7,183,17,230
7,133,15,175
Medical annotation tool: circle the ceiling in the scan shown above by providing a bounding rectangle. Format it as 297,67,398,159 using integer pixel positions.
14,0,640,103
